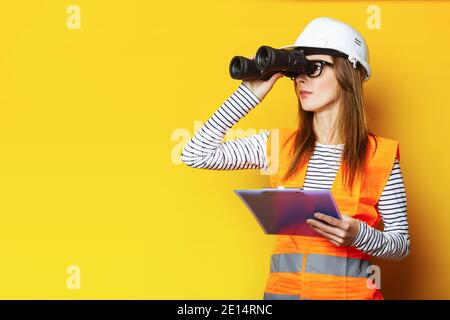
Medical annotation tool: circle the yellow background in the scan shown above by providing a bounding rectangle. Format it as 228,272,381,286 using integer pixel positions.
0,0,449,299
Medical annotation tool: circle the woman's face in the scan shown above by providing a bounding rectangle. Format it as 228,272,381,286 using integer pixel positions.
294,54,339,112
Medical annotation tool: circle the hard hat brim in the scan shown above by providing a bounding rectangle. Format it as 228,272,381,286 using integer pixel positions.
279,44,371,81
278,45,348,59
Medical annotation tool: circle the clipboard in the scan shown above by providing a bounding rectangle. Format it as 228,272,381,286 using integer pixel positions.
234,187,342,236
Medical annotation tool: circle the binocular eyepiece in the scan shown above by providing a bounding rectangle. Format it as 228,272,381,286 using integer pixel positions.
229,45,316,81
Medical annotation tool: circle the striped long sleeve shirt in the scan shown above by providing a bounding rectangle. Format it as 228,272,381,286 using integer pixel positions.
181,83,411,260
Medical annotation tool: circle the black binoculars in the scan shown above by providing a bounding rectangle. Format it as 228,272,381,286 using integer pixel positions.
229,45,316,81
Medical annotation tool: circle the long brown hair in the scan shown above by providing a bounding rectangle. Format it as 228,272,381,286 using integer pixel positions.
281,55,378,192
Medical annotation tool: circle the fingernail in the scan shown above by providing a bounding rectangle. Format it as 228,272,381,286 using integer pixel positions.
314,212,319,218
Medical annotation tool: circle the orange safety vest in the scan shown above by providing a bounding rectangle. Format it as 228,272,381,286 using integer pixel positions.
263,128,400,300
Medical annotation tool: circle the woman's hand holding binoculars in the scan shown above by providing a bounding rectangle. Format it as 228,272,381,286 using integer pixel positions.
231,46,315,101
241,56,284,101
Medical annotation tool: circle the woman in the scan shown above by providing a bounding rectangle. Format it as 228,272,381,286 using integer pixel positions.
181,17,410,300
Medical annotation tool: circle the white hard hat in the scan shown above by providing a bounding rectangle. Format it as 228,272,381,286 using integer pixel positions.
280,17,371,81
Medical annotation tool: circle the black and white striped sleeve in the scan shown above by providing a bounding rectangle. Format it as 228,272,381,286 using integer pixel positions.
350,159,411,260
181,83,270,170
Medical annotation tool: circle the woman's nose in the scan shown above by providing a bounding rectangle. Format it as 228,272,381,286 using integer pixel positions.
295,73,307,84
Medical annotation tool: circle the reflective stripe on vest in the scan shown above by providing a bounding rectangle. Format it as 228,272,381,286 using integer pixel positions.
263,292,301,300
270,253,370,278
304,254,370,278
270,253,304,272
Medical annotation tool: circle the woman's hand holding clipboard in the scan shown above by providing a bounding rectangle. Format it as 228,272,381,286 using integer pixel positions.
306,212,360,247
234,187,360,245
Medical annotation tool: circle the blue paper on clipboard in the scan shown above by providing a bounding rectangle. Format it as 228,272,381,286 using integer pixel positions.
234,188,342,236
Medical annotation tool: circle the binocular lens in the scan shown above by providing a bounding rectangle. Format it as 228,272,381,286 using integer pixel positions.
230,57,242,78
229,56,264,80
256,47,270,70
